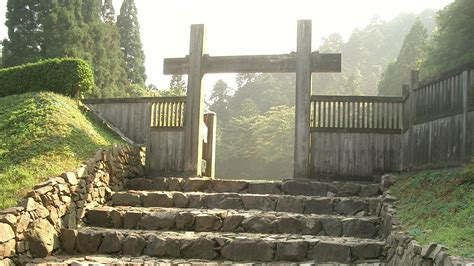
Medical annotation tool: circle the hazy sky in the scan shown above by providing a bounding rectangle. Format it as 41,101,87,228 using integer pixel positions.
0,0,453,93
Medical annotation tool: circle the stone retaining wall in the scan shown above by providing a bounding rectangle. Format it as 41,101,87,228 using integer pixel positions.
0,145,144,264
380,175,472,266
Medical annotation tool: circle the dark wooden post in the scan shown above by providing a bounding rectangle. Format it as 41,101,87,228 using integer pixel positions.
184,24,206,176
294,20,312,179
401,84,410,171
203,112,216,178
408,70,419,169
461,70,470,163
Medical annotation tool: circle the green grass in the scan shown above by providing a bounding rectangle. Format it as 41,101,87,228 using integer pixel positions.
0,92,123,209
390,164,474,258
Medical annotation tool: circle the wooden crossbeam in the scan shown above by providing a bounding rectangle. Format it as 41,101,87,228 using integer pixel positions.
164,52,341,75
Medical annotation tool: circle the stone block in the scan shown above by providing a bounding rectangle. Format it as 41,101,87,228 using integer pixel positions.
248,183,280,195
281,180,312,196
111,193,141,207
301,217,322,235
308,242,351,263
337,183,361,197
76,231,102,254
242,195,276,211
142,193,173,208
144,236,180,257
25,219,57,258
123,212,143,229
85,209,110,227
183,178,210,192
175,212,195,230
212,180,247,193
335,199,368,215
221,215,245,232
352,243,383,259
241,216,275,233
195,214,222,232
99,232,123,254
0,223,14,243
139,213,175,230
122,234,146,256
321,217,342,236
276,241,307,261
60,228,77,254
304,198,333,214
221,239,274,262
172,192,188,208
342,219,376,238
277,216,302,234
180,238,218,260
276,197,304,213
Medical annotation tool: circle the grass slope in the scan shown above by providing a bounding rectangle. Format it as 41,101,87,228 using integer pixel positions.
0,92,123,209
390,165,474,257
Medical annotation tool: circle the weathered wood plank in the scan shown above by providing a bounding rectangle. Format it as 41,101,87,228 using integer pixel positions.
163,52,341,75
184,24,206,176
294,20,312,179
311,95,403,103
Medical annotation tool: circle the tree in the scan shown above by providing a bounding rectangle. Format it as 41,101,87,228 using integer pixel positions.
421,0,474,78
208,80,231,123
117,0,147,85
378,20,428,96
2,0,44,66
101,0,115,23
169,75,186,95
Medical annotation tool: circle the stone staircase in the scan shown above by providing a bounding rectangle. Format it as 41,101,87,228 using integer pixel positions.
28,177,387,265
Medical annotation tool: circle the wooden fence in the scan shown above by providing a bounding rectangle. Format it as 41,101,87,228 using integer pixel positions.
310,63,474,178
83,97,216,177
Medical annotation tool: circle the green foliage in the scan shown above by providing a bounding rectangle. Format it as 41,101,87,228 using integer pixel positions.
0,92,123,208
0,58,94,98
378,20,428,96
390,166,474,257
420,0,474,79
117,0,147,86
168,75,186,96
208,80,231,123
2,0,134,98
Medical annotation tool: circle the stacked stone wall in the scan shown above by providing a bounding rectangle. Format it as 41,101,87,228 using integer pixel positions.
0,145,144,265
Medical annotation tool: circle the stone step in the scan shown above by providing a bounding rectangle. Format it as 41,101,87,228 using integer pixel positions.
23,255,386,265
84,206,381,239
128,177,382,197
59,227,386,263
111,191,382,216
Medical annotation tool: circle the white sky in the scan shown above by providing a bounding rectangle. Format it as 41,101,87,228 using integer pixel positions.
0,0,453,93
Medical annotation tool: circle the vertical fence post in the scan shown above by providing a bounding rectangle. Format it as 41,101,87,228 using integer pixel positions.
401,84,410,171
294,19,312,179
461,70,470,163
203,112,216,178
184,24,206,176
408,70,419,170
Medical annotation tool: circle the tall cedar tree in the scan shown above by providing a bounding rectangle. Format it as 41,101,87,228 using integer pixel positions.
378,20,428,96
2,0,129,98
101,0,115,23
117,0,147,85
421,0,474,78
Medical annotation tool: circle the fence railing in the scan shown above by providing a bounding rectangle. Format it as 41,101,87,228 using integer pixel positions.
310,95,404,134
150,97,186,128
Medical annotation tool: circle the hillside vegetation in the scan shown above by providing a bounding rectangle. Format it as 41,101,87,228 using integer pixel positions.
0,92,123,208
390,165,474,257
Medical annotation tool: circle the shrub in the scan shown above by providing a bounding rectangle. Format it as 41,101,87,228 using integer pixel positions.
0,58,95,98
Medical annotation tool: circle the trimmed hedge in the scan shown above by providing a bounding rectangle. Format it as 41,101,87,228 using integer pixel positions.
0,58,95,98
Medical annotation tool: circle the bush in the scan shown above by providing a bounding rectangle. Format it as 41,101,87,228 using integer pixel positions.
0,58,95,98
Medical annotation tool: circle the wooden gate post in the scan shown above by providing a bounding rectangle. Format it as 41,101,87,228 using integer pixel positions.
203,112,217,178
408,70,419,169
461,70,470,163
184,24,206,176
294,20,312,179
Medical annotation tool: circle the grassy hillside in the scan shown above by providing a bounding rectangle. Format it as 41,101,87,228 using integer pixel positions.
390,164,474,257
0,92,123,209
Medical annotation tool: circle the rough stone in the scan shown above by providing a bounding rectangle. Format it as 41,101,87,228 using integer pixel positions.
187,194,204,209
128,178,152,190
166,178,182,191
99,232,123,254
180,238,217,260
123,212,143,229
144,236,180,257
352,243,382,259
110,210,123,228
308,242,351,263
321,217,342,236
195,214,222,232
342,218,376,238
204,194,243,210
281,180,312,196
310,182,329,196
122,234,146,256
248,183,280,194
335,199,368,215
0,239,15,258
172,192,189,208
60,228,77,254
142,193,173,207
337,183,361,196
304,198,333,214
112,193,141,207
242,195,276,211
76,231,102,254
25,219,57,258
276,241,307,261
0,223,15,243
85,209,110,227
241,216,275,233
221,215,245,232
276,197,304,213
301,217,322,235
221,239,274,262
277,216,302,234
22,198,38,211
0,215,16,226
360,184,381,197
212,180,247,193
175,212,195,230
183,179,210,192
62,172,78,185
150,178,167,190
139,212,175,230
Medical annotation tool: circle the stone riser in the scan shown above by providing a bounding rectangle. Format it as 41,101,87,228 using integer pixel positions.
60,228,386,263
85,207,381,239
111,191,382,216
128,177,382,198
